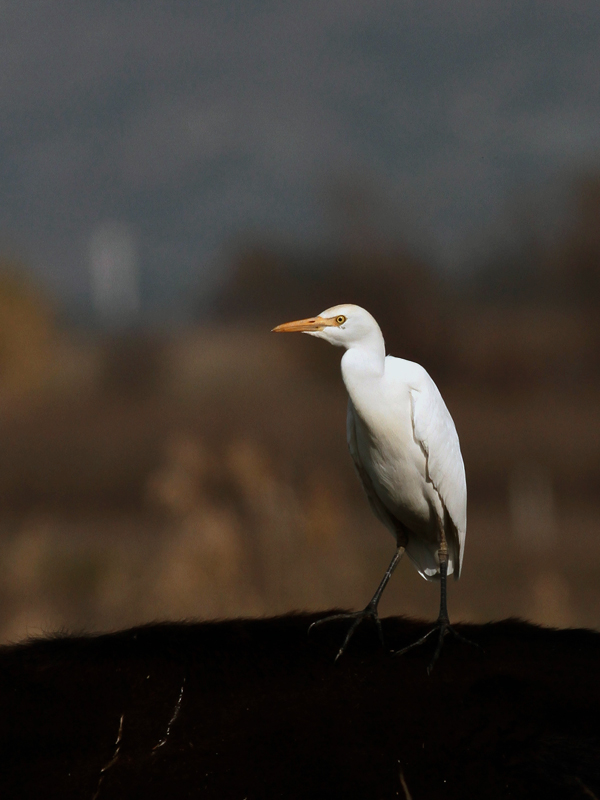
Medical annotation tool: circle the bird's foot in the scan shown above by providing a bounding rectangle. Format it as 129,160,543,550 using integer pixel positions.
308,603,384,662
393,618,481,674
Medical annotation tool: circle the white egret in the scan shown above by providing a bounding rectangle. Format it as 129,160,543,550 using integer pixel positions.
273,304,473,669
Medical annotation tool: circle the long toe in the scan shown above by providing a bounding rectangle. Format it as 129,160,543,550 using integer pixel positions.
393,622,449,674
394,621,481,673
393,626,438,657
427,623,449,674
428,624,483,673
446,624,483,652
308,612,358,635
308,606,384,661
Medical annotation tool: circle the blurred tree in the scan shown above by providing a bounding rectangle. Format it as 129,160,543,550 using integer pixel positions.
552,175,600,303
211,170,454,376
0,264,56,395
212,242,451,377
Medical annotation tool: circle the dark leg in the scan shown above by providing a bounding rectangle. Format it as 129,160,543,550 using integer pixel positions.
309,545,405,662
394,536,480,673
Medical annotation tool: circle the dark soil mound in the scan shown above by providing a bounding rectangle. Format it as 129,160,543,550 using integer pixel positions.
1,613,599,799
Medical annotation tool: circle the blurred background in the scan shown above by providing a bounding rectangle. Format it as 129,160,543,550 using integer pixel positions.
1,1,600,642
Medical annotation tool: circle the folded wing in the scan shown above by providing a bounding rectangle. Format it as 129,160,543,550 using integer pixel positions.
409,375,466,578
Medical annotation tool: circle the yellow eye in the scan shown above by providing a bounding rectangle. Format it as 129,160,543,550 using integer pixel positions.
336,315,346,325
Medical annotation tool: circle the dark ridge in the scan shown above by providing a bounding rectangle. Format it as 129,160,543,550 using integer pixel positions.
1,613,599,799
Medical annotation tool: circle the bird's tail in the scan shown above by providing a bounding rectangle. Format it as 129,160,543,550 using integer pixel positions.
405,536,460,582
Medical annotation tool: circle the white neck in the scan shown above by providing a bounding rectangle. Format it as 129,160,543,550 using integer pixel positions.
340,329,386,395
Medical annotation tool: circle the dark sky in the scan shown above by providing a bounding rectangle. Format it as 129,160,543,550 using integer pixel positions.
1,1,599,321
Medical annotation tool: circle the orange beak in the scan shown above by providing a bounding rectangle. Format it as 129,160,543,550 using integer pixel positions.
272,316,330,333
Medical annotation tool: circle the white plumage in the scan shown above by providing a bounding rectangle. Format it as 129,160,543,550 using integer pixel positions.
346,348,466,581
273,303,471,665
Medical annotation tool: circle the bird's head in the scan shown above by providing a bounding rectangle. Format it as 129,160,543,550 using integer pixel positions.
272,304,381,349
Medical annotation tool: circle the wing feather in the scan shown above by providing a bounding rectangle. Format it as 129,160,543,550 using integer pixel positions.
409,376,466,578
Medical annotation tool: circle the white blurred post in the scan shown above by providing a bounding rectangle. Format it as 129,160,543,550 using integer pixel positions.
89,222,140,324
